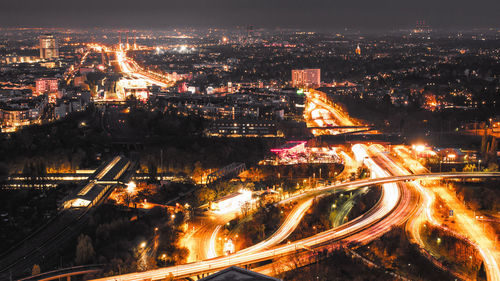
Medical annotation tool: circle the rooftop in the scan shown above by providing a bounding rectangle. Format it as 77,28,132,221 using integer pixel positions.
199,266,281,281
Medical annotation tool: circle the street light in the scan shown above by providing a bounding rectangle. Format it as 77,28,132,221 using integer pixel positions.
140,242,146,248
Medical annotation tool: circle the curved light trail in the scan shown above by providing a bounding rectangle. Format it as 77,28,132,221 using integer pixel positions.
371,144,500,281
91,163,499,281
207,225,222,259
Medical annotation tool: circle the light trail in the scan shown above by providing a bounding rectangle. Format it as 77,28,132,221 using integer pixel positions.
237,198,314,255
115,50,172,88
304,90,360,136
207,225,222,259
380,145,500,281
436,186,500,281
90,172,500,281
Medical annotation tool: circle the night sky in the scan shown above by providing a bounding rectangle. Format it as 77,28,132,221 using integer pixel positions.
1,0,499,30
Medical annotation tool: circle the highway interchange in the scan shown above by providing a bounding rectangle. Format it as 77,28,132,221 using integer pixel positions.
92,167,500,281
85,55,500,281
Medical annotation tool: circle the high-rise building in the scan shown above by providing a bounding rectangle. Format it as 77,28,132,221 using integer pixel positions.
291,69,321,88
39,34,59,60
36,78,59,94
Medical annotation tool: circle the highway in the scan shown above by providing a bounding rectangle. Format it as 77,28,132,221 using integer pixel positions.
307,90,356,127
92,144,402,281
115,50,173,88
377,144,500,281
304,90,377,136
181,212,237,262
91,168,500,281
189,188,337,261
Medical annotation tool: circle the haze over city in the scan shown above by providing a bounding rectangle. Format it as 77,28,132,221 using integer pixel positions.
1,0,500,29
0,1,499,281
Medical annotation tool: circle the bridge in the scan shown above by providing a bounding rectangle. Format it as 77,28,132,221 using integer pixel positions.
206,162,246,185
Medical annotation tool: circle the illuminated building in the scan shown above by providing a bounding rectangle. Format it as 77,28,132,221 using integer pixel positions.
271,141,307,156
206,119,279,137
0,108,31,130
63,182,108,208
39,34,59,60
291,69,320,88
35,78,59,94
178,82,188,93
0,101,44,132
2,55,40,64
355,44,361,55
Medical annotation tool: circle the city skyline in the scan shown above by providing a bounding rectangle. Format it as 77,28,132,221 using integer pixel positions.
0,2,499,280
1,0,500,30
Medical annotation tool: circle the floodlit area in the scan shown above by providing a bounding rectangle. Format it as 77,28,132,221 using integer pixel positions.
211,189,253,214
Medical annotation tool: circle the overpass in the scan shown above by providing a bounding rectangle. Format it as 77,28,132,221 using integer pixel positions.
90,172,500,281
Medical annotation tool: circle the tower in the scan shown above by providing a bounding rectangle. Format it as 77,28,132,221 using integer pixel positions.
126,32,130,50
133,31,137,50
355,44,361,55
39,34,59,60
118,32,122,50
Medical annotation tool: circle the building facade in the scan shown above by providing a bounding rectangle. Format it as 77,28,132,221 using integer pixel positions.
35,78,59,94
291,69,321,88
39,34,59,60
206,119,279,137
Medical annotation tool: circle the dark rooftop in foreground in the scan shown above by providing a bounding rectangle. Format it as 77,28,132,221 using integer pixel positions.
199,266,282,281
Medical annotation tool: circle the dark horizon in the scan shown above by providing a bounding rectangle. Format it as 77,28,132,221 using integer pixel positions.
1,0,500,30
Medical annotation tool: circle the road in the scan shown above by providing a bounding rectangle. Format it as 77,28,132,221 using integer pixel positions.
90,168,500,281
181,212,237,262
380,144,500,281
304,90,360,136
307,90,356,127
187,186,347,261
115,50,173,88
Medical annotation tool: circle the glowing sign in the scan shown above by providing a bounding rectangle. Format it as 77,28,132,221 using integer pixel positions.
270,141,307,154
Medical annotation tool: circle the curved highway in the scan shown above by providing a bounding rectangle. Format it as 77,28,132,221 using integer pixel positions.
90,168,500,281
